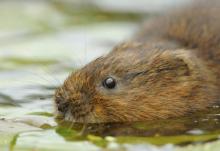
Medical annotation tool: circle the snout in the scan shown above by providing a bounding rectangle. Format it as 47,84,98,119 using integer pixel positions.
69,100,92,119
55,96,69,114
55,94,94,122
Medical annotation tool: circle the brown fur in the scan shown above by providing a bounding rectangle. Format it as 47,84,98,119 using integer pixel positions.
55,0,220,123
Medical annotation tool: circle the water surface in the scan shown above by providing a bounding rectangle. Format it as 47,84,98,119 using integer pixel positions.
0,1,220,151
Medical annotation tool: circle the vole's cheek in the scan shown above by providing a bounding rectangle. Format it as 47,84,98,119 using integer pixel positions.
94,104,104,114
93,104,108,120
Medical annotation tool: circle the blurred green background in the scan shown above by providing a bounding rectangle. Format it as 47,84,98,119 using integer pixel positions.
0,0,220,151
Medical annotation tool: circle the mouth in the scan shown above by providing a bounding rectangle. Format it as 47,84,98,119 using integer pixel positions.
55,100,97,123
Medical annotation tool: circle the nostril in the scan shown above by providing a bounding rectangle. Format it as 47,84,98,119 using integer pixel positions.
57,102,69,113
55,96,69,113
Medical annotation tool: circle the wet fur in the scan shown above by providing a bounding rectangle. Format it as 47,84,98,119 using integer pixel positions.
55,0,220,123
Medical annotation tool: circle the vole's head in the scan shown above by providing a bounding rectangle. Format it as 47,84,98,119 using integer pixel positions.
54,43,218,123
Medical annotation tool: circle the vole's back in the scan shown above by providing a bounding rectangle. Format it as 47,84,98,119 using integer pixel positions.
166,0,220,62
136,0,220,84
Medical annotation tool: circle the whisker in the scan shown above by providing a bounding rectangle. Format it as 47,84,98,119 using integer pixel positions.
83,26,88,64
79,123,88,136
20,69,57,86
56,118,66,125
39,64,63,86
67,120,75,131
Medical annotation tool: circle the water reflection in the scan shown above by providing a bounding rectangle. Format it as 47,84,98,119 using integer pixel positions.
55,107,220,144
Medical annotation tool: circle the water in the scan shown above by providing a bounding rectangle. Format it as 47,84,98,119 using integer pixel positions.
0,0,219,151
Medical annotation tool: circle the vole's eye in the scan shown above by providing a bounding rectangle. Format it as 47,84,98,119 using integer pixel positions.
103,77,116,89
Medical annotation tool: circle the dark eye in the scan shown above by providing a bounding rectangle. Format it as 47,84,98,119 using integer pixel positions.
103,77,116,89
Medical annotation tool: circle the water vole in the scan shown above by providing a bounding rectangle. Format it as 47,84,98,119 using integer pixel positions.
54,0,220,123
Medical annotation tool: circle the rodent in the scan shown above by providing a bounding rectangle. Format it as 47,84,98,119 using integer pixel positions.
54,0,220,123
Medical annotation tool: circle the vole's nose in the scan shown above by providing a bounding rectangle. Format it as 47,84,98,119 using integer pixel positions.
55,97,69,113
57,102,69,113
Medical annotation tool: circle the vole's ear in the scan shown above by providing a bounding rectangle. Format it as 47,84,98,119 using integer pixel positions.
148,49,198,77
